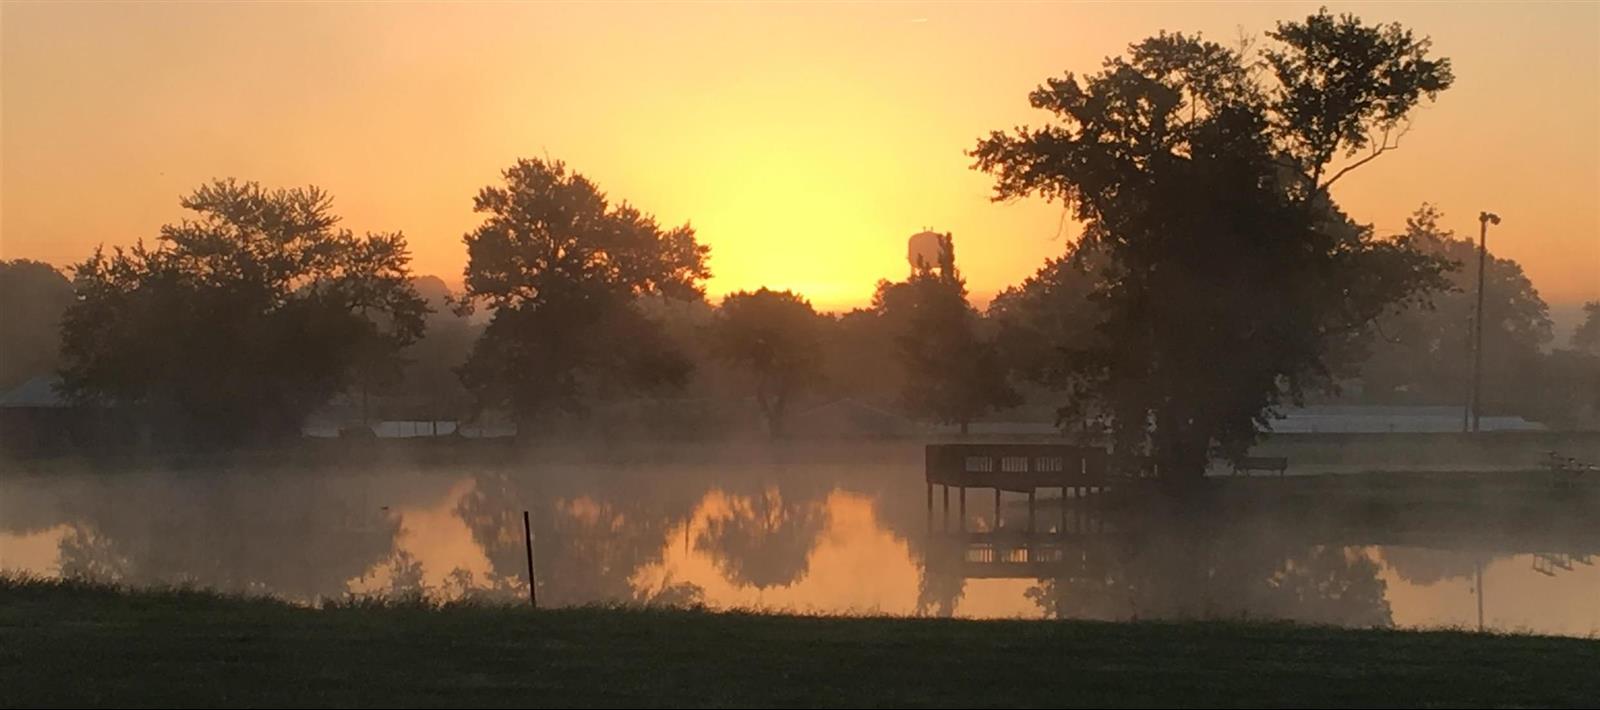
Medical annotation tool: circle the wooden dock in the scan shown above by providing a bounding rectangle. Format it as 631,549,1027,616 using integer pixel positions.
925,443,1133,534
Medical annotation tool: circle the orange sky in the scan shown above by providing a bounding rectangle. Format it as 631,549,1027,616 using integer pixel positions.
2,1,1596,311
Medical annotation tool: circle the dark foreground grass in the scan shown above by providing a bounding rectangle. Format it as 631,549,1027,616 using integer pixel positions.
2,578,1596,708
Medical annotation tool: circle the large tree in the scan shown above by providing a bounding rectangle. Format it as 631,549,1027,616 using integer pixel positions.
377,275,481,424
1538,301,1600,426
0,260,74,390
457,159,710,429
1359,205,1552,408
59,180,426,445
987,247,1107,395
1574,301,1600,356
875,234,1018,434
710,288,823,438
971,10,1453,480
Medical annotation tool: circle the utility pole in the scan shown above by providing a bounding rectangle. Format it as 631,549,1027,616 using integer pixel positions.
1468,211,1500,433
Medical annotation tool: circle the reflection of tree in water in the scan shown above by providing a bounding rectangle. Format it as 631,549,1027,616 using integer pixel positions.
381,549,426,598
1024,523,1393,627
631,575,706,608
694,485,829,590
44,474,401,601
915,540,965,617
454,470,705,606
56,525,130,582
1380,546,1485,585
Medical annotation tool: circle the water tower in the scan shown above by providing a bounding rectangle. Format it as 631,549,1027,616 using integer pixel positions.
907,230,949,275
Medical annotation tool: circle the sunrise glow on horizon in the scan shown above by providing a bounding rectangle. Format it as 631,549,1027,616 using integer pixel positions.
3,2,1596,311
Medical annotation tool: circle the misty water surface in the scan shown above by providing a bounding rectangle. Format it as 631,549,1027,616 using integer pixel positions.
2,447,1595,637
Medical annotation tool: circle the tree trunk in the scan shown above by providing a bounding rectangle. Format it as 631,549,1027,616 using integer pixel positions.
1153,407,1209,492
758,393,785,440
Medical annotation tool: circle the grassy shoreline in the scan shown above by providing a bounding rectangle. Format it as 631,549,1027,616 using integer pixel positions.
3,578,1597,708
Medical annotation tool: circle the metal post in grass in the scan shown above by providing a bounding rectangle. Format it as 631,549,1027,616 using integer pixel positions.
522,510,537,609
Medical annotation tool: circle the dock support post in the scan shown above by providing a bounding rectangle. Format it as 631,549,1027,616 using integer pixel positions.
942,485,950,531
926,482,933,529
1027,489,1036,534
1060,486,1068,535
994,489,1002,531
959,487,967,532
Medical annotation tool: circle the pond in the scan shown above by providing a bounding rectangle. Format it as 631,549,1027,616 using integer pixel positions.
2,448,1595,637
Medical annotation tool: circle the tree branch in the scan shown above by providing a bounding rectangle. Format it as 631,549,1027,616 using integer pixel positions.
1317,125,1406,193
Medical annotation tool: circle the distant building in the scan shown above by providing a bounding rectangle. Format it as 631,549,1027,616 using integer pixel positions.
0,375,92,454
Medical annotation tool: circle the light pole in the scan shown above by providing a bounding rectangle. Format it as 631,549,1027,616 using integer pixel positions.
1468,211,1500,433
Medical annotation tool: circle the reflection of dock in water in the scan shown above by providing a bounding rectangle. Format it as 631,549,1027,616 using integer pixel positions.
1533,552,1593,577
921,443,1600,582
930,530,1118,579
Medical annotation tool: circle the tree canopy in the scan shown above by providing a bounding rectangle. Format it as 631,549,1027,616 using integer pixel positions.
874,233,1017,433
0,260,74,390
1574,301,1600,356
971,10,1454,478
59,180,426,445
1359,205,1552,407
710,288,824,438
457,158,711,426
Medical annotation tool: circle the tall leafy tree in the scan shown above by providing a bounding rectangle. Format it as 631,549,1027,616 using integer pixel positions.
381,276,481,423
971,10,1454,480
987,246,1107,395
457,158,710,429
1573,301,1600,356
59,180,426,445
710,288,823,438
0,260,74,390
1359,205,1552,407
1537,301,1600,426
875,233,1018,433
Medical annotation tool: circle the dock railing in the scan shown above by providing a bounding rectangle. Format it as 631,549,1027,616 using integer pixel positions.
924,443,1127,534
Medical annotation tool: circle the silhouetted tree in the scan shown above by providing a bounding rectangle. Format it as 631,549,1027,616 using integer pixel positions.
58,180,426,445
0,260,74,390
1573,301,1600,356
456,159,710,431
988,246,1107,395
817,308,904,408
1360,205,1552,408
971,11,1453,479
1552,301,1600,423
383,276,480,424
710,288,823,438
875,234,1018,433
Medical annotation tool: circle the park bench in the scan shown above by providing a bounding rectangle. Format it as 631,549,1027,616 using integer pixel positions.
1231,456,1289,477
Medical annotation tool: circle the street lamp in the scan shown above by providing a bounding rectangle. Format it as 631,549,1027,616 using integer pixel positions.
1467,211,1501,433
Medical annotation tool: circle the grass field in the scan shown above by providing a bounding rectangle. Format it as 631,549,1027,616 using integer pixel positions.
2,577,1597,708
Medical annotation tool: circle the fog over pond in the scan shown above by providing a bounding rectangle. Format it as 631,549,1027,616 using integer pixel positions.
3,445,1594,637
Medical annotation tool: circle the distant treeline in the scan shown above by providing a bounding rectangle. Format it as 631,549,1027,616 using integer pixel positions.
2,9,1597,474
